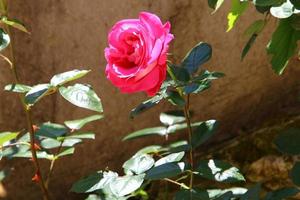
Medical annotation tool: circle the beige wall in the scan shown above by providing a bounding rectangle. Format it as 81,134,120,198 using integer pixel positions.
1,0,300,199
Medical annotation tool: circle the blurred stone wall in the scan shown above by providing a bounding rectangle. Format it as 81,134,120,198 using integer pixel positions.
0,0,300,199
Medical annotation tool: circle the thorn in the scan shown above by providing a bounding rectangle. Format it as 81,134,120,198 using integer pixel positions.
32,125,39,132
32,143,41,151
31,173,40,183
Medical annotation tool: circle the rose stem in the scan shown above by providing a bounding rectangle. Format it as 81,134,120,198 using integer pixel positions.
167,66,194,188
2,4,50,199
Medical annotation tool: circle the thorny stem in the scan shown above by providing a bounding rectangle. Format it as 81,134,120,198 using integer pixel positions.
167,66,194,189
2,11,50,200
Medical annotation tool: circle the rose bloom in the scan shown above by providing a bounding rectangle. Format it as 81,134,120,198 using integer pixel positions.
105,12,174,96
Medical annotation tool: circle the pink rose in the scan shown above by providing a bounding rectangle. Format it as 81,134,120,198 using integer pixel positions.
105,12,174,96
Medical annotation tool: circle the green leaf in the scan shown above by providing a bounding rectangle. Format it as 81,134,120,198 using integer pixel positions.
213,192,233,200
208,188,247,199
208,0,225,13
240,184,261,200
109,174,145,197
159,110,185,126
123,126,166,141
267,17,300,74
196,159,245,183
40,138,81,149
291,162,300,186
36,122,68,139
241,34,258,60
0,169,9,182
59,84,103,113
265,187,299,200
184,81,211,94
4,84,32,93
227,0,249,32
244,20,266,37
145,162,186,180
64,132,95,140
182,42,212,74
64,114,103,130
253,0,285,6
123,154,155,175
71,171,118,193
167,140,191,153
0,28,9,51
0,132,19,146
291,0,300,9
135,145,163,155
123,122,202,141
270,1,295,18
50,69,90,87
11,150,54,160
274,128,300,155
40,138,61,149
168,64,190,82
191,120,219,148
130,93,166,118
154,152,185,167
167,90,185,107
0,16,29,33
25,84,54,105
175,188,210,200
57,147,75,158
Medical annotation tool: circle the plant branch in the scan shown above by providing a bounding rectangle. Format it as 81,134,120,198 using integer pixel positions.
3,16,50,199
183,94,194,188
45,128,73,189
164,178,189,190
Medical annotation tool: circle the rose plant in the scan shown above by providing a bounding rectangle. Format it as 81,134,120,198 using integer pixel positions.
0,1,104,200
70,12,263,200
208,0,300,74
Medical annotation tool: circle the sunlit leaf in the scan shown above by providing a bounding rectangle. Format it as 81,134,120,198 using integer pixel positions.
208,187,247,199
208,0,225,13
25,84,55,105
50,69,90,87
109,174,145,197
196,159,245,183
123,154,155,175
59,84,103,112
0,28,9,51
71,171,118,193
135,145,163,155
159,110,185,126
0,16,29,33
154,152,185,167
64,114,103,130
4,84,32,93
0,132,19,146
227,0,248,32
57,147,75,158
